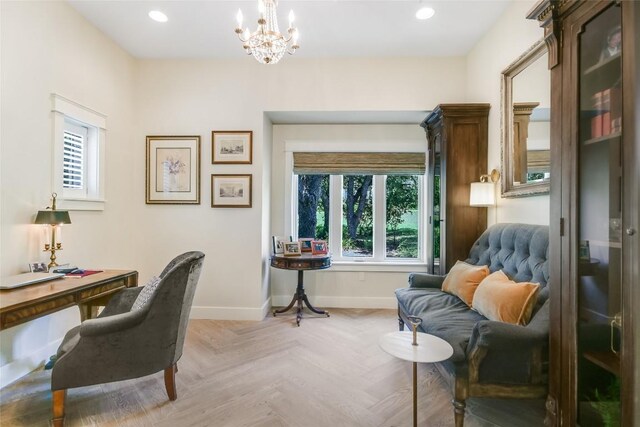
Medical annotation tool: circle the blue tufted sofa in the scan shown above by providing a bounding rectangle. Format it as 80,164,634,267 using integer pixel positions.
396,223,549,427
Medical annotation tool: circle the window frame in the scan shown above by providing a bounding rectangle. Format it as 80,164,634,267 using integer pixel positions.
284,139,427,271
52,94,106,211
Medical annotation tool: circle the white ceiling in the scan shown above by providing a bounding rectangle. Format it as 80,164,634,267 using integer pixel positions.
68,0,512,59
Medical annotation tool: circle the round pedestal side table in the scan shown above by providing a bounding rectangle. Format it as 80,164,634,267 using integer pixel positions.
270,253,331,326
379,329,454,427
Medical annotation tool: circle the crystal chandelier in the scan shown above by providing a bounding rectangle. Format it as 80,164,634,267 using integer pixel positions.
235,0,299,65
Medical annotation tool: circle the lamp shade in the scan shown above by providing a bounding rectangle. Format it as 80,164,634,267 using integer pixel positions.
469,182,495,207
35,210,71,225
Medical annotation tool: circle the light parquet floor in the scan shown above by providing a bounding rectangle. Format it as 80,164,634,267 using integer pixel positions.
0,308,544,427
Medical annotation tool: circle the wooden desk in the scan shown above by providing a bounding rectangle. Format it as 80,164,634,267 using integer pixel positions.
0,270,138,330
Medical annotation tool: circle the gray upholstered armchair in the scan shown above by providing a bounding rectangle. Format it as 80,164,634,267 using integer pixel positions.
51,251,205,427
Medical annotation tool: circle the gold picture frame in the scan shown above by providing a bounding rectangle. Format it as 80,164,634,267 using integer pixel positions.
212,131,252,164
146,136,201,204
211,174,252,208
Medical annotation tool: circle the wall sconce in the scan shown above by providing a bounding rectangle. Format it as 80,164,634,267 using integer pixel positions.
34,193,71,270
470,169,500,207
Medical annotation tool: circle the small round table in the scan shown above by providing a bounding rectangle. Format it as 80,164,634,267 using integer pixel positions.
379,330,453,427
270,253,331,326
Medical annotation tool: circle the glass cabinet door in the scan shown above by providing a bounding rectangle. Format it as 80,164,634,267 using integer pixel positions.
577,4,622,426
427,135,442,275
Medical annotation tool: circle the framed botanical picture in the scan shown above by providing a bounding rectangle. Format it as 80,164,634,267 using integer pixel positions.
211,174,252,208
299,238,313,253
272,236,292,254
146,136,201,204
283,241,302,256
212,131,252,164
311,240,328,255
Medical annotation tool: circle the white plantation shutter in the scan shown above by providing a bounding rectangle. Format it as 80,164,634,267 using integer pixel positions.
63,120,88,193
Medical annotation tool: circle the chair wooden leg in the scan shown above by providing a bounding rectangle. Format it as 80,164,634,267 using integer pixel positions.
52,389,66,427
453,399,466,427
164,364,178,401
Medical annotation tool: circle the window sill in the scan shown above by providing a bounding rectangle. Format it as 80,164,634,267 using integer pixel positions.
57,197,105,211
326,261,428,273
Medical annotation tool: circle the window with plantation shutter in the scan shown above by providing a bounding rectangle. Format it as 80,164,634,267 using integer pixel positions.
52,94,107,210
63,121,87,191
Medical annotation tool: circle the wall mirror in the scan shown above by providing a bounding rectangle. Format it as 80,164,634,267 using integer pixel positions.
501,40,550,197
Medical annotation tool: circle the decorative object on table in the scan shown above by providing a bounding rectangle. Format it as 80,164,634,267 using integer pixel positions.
282,241,301,256
234,0,299,65
50,252,204,427
271,253,331,326
211,174,252,208
211,131,252,164
272,235,292,255
64,270,103,279
298,238,313,253
34,193,72,270
311,240,328,255
379,329,453,427
29,262,48,273
579,240,591,262
146,136,201,205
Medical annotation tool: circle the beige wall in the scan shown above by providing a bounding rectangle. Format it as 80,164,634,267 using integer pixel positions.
466,0,550,225
0,1,137,386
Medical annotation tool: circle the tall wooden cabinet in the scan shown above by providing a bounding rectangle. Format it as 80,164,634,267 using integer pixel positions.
421,104,490,274
528,1,639,425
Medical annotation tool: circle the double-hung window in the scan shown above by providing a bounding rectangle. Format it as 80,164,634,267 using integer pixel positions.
291,151,426,265
52,94,106,210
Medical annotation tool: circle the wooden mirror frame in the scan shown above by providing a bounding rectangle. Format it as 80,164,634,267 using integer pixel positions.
501,39,550,198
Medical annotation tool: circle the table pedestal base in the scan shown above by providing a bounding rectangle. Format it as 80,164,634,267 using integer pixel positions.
273,270,329,326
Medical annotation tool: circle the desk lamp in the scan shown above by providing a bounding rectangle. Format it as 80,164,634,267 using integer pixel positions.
35,193,71,270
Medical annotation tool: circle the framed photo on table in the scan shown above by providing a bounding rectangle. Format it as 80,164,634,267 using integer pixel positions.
299,238,313,253
311,240,328,255
146,136,201,204
211,174,252,208
272,236,292,255
283,241,302,256
212,131,252,164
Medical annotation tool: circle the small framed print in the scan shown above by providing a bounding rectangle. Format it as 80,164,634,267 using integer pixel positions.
146,136,201,204
272,236,292,255
29,262,48,273
283,241,302,256
299,238,313,253
311,240,328,255
212,131,252,164
211,174,252,208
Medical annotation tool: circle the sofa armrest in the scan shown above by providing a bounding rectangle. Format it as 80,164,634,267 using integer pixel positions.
466,313,549,384
407,273,446,289
467,320,547,354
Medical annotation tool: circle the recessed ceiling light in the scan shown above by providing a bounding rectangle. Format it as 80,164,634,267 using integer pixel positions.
416,7,435,20
148,10,168,23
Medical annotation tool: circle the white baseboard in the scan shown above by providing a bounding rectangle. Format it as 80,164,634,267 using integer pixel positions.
189,295,395,320
0,338,62,389
271,295,397,309
190,298,271,321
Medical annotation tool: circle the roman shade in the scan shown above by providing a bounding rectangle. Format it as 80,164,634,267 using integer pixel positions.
293,152,426,175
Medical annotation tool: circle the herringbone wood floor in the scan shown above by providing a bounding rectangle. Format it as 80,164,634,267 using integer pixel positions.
0,309,544,426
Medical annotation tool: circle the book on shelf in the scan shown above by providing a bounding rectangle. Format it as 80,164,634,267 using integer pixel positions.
591,91,603,139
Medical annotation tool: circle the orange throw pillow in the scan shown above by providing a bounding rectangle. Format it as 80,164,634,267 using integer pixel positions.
472,270,540,325
441,261,490,306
